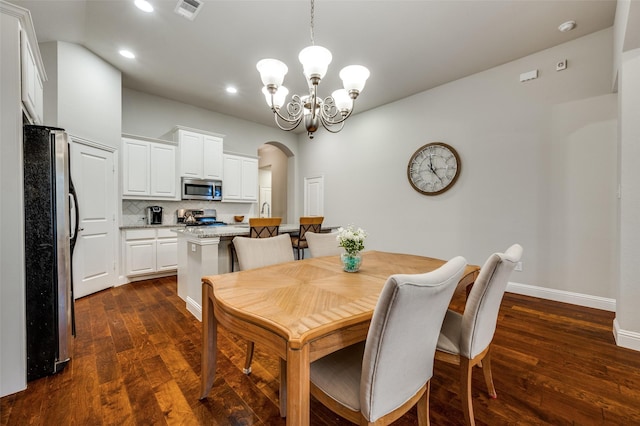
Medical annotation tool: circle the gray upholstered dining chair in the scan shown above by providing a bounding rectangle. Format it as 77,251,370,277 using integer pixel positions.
435,243,523,426
232,234,294,374
309,256,468,426
229,217,282,272
305,231,343,258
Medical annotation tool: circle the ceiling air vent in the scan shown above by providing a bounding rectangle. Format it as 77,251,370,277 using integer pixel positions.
174,0,203,21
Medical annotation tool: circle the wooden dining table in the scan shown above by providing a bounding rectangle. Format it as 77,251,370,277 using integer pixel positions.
199,250,480,425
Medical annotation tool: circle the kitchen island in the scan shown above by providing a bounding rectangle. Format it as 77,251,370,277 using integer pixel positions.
173,224,338,320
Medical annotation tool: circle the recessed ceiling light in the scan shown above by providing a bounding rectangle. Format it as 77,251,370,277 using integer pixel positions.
134,0,154,13
558,20,576,32
119,49,136,59
226,86,238,94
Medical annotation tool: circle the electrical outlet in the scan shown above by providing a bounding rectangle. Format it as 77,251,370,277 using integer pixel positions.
515,261,523,272
191,243,196,252
556,59,567,71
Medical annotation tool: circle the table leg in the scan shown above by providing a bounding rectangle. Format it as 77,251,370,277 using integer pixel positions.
279,358,287,417
286,345,310,426
200,283,218,399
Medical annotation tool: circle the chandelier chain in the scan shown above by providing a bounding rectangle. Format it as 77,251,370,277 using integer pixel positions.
310,0,315,45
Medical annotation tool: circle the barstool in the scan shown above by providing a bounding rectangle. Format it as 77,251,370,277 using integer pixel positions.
291,216,324,260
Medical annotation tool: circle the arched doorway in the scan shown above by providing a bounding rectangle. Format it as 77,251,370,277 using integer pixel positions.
258,142,294,223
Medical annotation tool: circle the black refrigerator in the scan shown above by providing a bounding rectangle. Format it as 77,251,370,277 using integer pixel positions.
23,124,77,381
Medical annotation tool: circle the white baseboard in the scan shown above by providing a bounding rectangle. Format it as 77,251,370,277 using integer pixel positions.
186,296,202,322
613,318,640,351
506,281,616,312
117,271,177,286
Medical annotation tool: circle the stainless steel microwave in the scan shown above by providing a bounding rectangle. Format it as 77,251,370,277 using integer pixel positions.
181,178,222,201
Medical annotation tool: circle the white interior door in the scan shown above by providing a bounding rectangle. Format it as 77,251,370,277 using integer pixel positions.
71,141,117,298
304,175,324,216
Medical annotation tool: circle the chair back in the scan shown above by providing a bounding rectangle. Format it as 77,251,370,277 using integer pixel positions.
360,256,468,422
460,244,523,359
249,217,282,238
305,231,344,257
232,234,294,271
298,216,324,241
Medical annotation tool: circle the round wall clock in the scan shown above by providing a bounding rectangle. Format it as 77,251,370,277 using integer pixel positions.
407,142,461,195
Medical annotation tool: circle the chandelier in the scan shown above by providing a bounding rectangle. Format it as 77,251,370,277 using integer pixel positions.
256,0,370,139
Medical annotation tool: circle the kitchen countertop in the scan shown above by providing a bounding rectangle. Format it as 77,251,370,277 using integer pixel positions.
172,223,339,239
120,224,184,230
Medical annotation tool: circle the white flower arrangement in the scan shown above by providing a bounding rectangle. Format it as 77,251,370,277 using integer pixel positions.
336,225,367,256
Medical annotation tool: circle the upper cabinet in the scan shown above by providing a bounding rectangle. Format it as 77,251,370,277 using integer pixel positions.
172,127,224,180
20,31,43,124
222,153,258,202
122,135,178,199
4,2,48,126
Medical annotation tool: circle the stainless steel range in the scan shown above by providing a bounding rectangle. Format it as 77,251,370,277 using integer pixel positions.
176,208,226,226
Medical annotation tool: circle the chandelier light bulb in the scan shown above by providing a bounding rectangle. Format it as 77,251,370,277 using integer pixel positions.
256,59,288,88
298,45,332,81
262,86,289,108
340,65,370,96
331,89,352,112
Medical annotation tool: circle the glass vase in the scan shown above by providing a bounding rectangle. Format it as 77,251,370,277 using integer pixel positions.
341,252,362,273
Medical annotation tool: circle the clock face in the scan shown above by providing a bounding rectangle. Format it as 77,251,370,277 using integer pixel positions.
407,142,461,195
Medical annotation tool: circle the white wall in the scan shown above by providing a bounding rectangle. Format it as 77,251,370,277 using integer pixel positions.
1,10,27,398
617,49,640,349
122,88,298,158
41,41,121,148
297,28,617,301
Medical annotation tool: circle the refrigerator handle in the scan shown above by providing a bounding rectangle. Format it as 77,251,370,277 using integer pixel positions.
69,185,79,246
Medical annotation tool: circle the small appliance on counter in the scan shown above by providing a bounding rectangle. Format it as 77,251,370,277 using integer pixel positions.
147,206,163,225
177,208,227,227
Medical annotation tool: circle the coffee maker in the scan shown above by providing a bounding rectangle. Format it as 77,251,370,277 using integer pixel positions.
146,206,163,225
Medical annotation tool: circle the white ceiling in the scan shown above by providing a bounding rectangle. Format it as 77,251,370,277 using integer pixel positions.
17,0,616,130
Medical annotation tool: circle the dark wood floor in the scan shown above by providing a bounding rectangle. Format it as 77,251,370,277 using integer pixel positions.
3,276,640,425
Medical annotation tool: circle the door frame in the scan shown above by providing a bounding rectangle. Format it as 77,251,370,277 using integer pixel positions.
68,135,121,288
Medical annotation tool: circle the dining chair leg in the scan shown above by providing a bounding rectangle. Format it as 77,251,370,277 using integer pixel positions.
229,243,236,272
460,357,476,426
416,381,430,426
481,349,497,398
243,342,254,374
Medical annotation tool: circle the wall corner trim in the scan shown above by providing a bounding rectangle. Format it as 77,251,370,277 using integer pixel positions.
186,296,202,322
613,318,640,352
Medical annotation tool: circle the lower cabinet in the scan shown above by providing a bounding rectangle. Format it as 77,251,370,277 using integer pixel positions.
124,228,177,277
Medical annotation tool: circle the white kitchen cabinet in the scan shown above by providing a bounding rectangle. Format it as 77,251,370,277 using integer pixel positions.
124,228,177,277
124,229,156,276
150,143,177,197
20,26,43,124
173,127,224,180
222,153,258,202
156,229,178,271
122,135,177,199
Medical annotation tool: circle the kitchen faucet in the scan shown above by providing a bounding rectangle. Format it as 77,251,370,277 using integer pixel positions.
260,202,270,217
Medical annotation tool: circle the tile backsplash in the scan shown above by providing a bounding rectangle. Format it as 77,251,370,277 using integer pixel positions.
122,200,256,226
